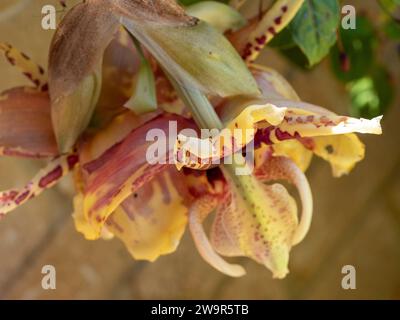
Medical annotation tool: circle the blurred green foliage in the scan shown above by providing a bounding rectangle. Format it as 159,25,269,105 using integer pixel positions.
330,14,395,118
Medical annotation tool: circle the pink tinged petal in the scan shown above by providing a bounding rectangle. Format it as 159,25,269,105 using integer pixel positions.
189,195,246,277
251,65,300,101
255,156,313,245
82,114,195,239
0,87,58,158
0,154,78,217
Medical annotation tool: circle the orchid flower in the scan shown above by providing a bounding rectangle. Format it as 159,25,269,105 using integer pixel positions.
0,0,382,279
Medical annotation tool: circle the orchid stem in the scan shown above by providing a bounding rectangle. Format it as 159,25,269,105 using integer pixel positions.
170,80,224,131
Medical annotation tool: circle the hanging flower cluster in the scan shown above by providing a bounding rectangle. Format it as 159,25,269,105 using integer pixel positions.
0,0,381,279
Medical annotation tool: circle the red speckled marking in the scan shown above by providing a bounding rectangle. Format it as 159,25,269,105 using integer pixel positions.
0,190,18,202
274,16,282,25
39,165,63,188
21,52,30,60
67,154,79,170
41,83,49,92
275,128,301,141
256,35,267,45
268,27,276,35
14,190,30,205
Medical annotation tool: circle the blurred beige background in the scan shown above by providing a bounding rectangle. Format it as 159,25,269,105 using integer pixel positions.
0,0,399,299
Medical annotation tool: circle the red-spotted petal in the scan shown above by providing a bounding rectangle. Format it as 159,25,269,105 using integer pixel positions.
210,169,298,279
255,156,313,245
0,43,48,91
0,154,78,217
228,0,305,62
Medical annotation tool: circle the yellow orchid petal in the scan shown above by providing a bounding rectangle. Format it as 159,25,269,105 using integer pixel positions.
312,134,366,178
254,139,313,173
72,192,101,240
106,169,189,262
272,140,313,172
71,165,107,240
189,195,246,277
248,67,382,176
277,110,382,137
254,107,381,177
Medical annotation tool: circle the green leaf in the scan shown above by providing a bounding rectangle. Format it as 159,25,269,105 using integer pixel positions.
330,16,375,82
289,0,340,66
186,1,246,33
124,19,260,97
